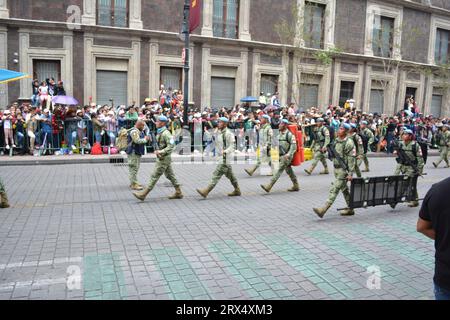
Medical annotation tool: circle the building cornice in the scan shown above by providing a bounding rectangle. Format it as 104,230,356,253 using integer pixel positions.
0,17,447,71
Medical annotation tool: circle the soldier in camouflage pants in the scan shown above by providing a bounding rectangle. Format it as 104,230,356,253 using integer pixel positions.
133,116,183,201
433,124,450,168
197,117,241,199
0,177,10,208
127,121,150,190
313,124,356,219
261,119,299,193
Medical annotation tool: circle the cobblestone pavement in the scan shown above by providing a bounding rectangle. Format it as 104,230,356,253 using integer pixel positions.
0,156,445,300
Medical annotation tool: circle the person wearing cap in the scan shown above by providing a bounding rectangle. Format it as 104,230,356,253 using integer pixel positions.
124,120,150,191
313,123,357,218
245,114,273,177
433,124,450,169
134,116,184,201
304,117,330,176
197,117,241,198
359,121,375,172
393,129,425,208
348,123,364,178
261,119,299,193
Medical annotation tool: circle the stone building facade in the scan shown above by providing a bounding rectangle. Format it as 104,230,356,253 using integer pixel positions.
0,0,449,116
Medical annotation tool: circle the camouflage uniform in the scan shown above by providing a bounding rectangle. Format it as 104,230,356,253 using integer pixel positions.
0,177,9,208
128,128,148,187
197,127,241,198
360,127,375,171
434,128,450,168
326,137,356,206
146,128,180,190
313,136,356,218
394,140,424,206
209,127,239,189
261,129,298,192
349,132,364,178
246,123,273,176
305,125,330,174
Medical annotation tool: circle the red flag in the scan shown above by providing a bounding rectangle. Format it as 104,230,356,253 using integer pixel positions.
189,0,201,33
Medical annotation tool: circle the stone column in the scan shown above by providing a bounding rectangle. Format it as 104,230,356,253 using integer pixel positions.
129,1,143,29
0,0,9,19
201,0,213,37
82,0,96,25
0,26,7,106
239,0,251,41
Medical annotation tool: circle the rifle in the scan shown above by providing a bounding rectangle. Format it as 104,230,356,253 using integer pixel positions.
327,143,350,173
392,140,425,178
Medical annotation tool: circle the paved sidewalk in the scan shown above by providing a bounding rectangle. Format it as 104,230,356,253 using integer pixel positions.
0,157,445,300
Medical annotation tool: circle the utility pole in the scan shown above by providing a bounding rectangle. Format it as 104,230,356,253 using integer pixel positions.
182,0,190,128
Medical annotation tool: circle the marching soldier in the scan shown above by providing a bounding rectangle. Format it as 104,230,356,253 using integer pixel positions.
127,120,150,191
0,178,10,208
245,114,273,176
197,117,241,198
304,118,330,175
348,123,364,178
393,129,424,208
261,119,299,193
359,121,375,172
133,116,184,201
313,123,356,218
433,124,450,168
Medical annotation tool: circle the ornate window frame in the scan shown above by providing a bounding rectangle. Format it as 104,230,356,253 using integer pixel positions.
364,1,403,60
428,15,450,65
201,0,251,41
295,0,336,50
82,0,142,29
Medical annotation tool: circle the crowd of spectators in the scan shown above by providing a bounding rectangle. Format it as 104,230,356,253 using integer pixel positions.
0,83,448,157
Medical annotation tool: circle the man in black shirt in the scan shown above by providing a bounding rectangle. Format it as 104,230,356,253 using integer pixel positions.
417,177,450,300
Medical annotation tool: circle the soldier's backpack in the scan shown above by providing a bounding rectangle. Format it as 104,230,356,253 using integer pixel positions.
116,127,134,151
359,132,369,154
321,125,335,143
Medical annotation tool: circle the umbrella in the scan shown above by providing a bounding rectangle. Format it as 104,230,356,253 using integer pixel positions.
52,95,79,106
240,96,258,103
0,69,30,84
264,104,279,112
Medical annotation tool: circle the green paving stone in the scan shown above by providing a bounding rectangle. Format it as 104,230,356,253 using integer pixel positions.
253,283,270,292
316,283,338,295
209,241,289,300
102,292,120,300
83,253,127,300
260,290,278,299
150,247,210,300
188,286,207,297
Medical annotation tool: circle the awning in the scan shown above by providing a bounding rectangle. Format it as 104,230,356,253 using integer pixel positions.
0,69,30,84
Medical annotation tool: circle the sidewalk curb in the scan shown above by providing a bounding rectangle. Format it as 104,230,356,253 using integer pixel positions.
0,152,440,166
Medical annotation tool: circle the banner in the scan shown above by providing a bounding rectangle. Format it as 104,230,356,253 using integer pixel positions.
189,0,201,33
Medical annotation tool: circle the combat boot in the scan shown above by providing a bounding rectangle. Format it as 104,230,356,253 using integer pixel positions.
361,166,370,173
133,188,152,202
408,201,419,208
319,168,329,175
304,165,315,175
313,202,332,219
196,185,213,199
228,183,241,197
169,186,184,200
261,181,274,193
0,192,10,209
245,167,256,177
287,182,300,192
130,183,144,191
340,208,355,216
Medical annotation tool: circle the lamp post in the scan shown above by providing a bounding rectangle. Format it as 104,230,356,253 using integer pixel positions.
182,0,190,130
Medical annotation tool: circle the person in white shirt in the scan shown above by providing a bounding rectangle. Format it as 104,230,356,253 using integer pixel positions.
2,110,15,150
